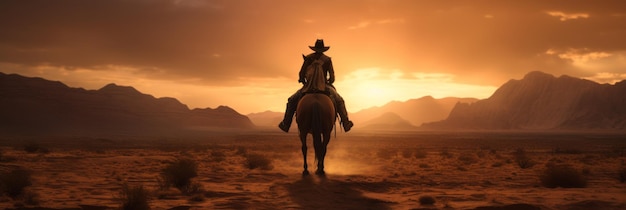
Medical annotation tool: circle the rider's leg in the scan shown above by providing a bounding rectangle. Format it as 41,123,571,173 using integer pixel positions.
328,87,354,132
278,90,303,132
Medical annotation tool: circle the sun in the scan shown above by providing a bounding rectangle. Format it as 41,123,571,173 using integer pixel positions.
333,68,499,112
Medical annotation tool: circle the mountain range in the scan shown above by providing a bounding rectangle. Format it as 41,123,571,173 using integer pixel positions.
0,72,254,136
423,71,626,130
3,70,625,135
246,96,476,130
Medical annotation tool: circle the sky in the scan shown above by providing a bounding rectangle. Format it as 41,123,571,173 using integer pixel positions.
1,0,626,114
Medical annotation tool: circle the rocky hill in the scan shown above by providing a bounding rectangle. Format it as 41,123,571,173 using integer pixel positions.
0,72,254,135
352,96,478,127
247,110,284,128
360,112,417,130
423,71,626,130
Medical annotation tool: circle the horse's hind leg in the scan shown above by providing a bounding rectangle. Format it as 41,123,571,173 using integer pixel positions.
318,132,331,175
299,132,309,176
313,133,325,175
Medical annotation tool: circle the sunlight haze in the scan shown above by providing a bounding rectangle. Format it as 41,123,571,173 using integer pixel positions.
1,0,625,114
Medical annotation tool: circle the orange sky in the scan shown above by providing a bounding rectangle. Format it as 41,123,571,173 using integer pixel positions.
1,0,626,114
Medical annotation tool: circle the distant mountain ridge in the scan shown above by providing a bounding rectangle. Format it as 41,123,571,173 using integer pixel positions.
247,96,478,130
423,71,626,130
351,96,478,128
360,112,417,130
0,72,254,135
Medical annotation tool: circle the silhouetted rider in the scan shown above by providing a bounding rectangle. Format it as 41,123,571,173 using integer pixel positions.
278,39,354,132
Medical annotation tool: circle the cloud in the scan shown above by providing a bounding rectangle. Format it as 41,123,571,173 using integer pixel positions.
583,72,626,84
546,11,590,21
348,21,371,30
1,0,626,99
376,18,405,24
554,48,612,65
544,48,626,81
348,18,404,30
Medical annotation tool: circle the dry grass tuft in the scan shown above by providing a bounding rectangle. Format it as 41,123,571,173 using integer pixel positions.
513,148,535,169
457,153,479,165
119,184,151,210
377,148,396,160
161,158,198,191
211,150,226,162
0,168,32,198
23,142,50,154
245,153,273,170
419,195,436,205
414,149,428,159
541,163,587,188
440,148,453,158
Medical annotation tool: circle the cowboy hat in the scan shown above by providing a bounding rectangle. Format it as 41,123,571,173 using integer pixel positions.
309,39,330,52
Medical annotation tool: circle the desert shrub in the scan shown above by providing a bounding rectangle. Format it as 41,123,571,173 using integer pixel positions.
619,167,626,183
24,142,50,153
181,182,203,195
414,149,427,159
22,190,40,205
161,158,198,191
377,148,396,160
489,148,498,155
540,164,587,188
189,193,206,202
0,168,32,198
245,153,273,170
419,195,436,205
476,150,486,158
552,147,584,154
119,184,150,210
0,150,14,162
602,147,623,158
401,149,412,159
457,153,479,165
235,146,248,156
579,154,598,165
440,148,453,158
513,148,534,169
211,150,226,162
491,161,504,167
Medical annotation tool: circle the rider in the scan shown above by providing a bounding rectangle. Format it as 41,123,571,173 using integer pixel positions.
278,39,354,132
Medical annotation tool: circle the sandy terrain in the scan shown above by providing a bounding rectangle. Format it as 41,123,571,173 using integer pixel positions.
1,131,625,210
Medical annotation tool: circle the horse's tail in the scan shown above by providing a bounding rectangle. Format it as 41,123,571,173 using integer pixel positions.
311,102,321,135
311,102,322,165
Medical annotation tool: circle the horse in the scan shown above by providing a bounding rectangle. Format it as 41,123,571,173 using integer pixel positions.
295,56,336,176
296,93,335,175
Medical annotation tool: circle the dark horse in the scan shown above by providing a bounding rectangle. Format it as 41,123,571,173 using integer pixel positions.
296,58,336,176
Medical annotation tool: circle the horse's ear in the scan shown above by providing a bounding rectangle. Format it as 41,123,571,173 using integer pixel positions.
302,54,306,60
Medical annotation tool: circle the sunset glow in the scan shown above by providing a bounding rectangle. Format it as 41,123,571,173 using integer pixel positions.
1,0,625,113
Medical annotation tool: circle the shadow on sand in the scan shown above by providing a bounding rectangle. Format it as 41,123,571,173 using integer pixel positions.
285,175,392,210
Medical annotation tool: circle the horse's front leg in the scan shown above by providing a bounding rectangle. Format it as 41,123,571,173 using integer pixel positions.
299,132,309,176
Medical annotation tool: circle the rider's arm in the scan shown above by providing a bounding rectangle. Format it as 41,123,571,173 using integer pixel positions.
298,57,310,84
326,57,335,84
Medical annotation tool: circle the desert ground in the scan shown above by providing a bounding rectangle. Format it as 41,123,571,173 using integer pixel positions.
1,131,625,210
